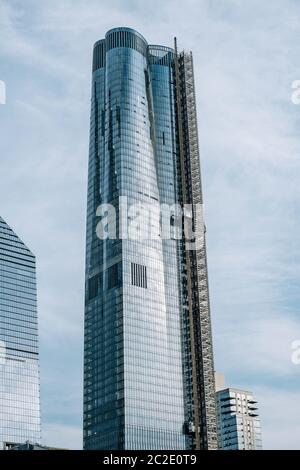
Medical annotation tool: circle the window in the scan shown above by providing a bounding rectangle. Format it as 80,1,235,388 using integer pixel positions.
107,262,122,289
88,275,99,300
131,263,147,288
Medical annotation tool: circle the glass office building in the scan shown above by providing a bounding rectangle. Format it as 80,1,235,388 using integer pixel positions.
216,387,262,450
0,217,41,450
84,27,217,450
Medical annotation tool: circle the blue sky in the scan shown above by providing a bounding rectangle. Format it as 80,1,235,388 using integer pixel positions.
0,0,300,449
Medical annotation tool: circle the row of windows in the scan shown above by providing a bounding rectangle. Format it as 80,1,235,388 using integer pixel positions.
0,265,35,281
0,285,37,302
0,276,36,292
0,308,38,326
0,319,38,334
0,256,35,271
0,293,37,308
0,247,35,264
0,242,34,261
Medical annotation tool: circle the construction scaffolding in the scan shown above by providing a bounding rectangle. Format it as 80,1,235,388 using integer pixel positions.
174,40,218,450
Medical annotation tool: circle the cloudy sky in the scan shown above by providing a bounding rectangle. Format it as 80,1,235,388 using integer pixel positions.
0,0,299,450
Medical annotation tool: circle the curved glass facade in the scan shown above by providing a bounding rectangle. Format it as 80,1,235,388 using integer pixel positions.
0,217,41,449
84,28,217,450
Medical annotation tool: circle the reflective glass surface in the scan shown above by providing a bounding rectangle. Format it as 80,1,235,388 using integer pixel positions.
0,217,41,449
84,28,194,450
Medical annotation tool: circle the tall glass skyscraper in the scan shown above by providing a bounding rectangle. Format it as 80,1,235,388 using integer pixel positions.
0,217,41,449
84,27,217,450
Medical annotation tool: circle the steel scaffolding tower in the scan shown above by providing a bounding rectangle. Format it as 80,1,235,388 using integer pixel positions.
174,40,218,450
